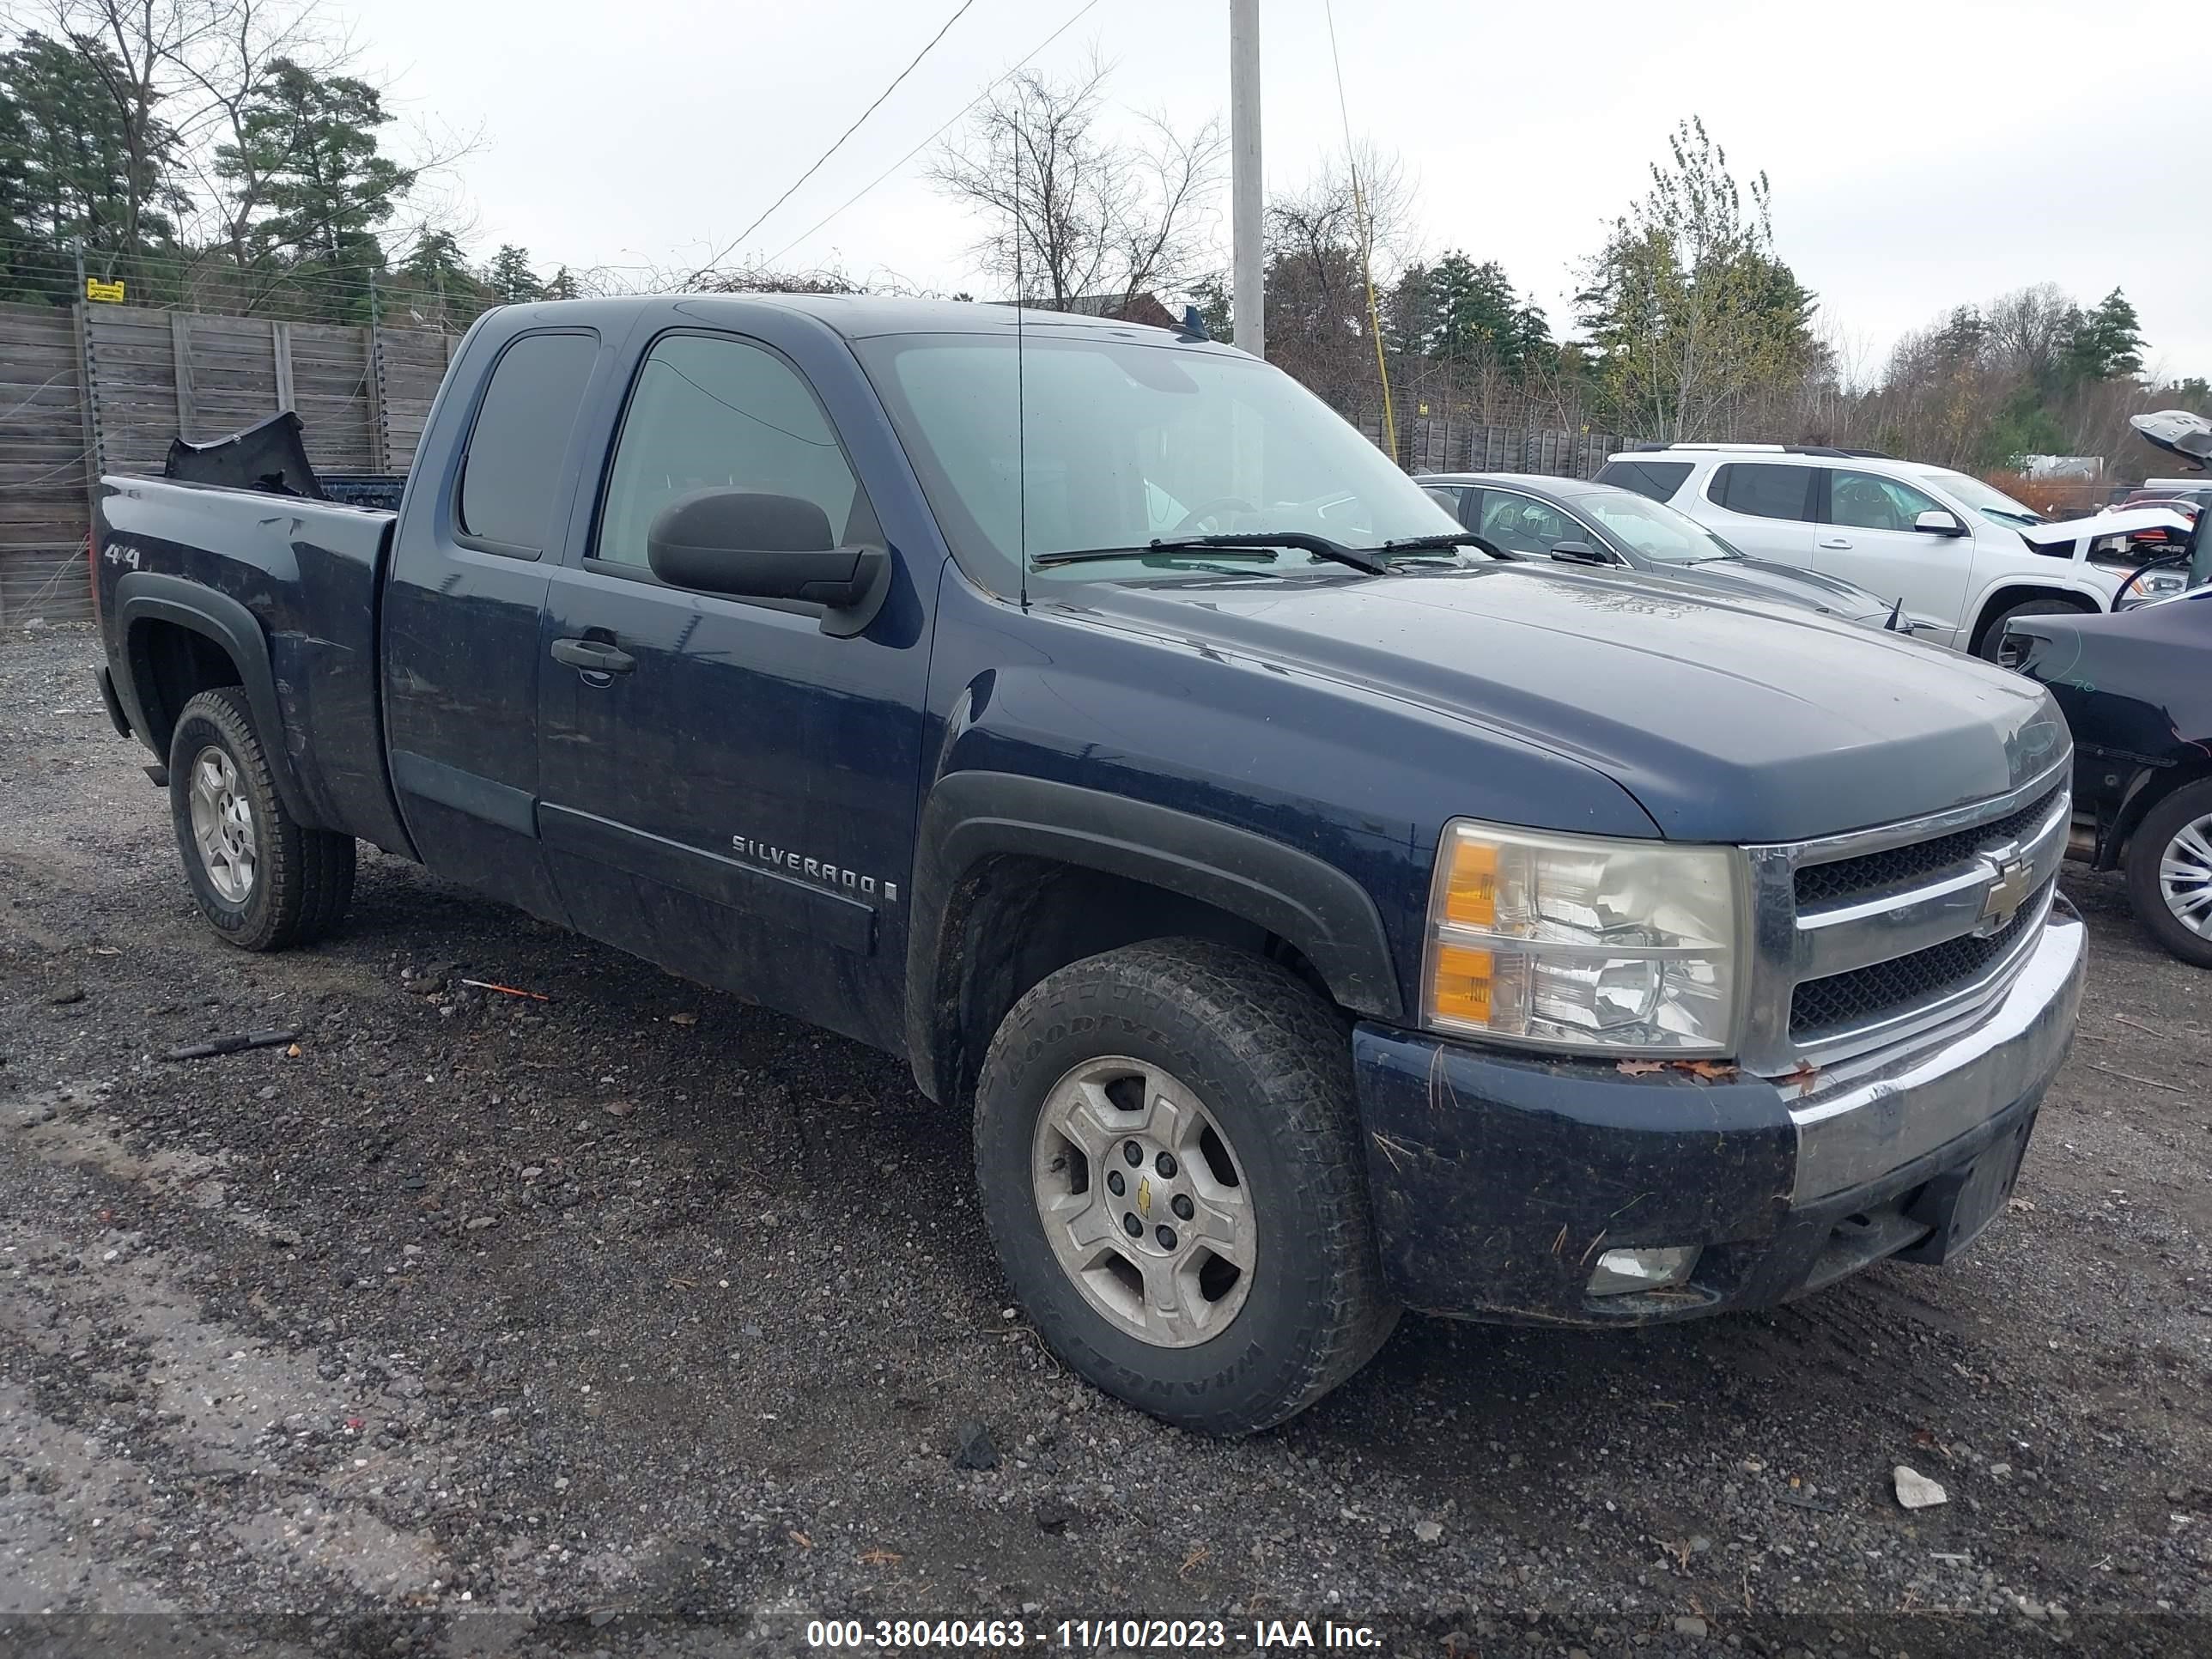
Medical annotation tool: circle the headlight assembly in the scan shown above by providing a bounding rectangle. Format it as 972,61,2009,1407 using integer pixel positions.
1422,819,1747,1055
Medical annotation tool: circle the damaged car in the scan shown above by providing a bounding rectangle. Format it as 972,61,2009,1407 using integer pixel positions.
1596,443,2190,657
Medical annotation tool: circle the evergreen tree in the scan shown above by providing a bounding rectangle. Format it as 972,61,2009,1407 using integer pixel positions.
2061,288,2144,385
483,244,541,302
0,32,183,291
216,58,415,309
1427,252,1548,368
394,229,483,325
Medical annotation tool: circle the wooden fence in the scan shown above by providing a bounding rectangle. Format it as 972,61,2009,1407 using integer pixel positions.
0,300,457,627
1357,410,1633,479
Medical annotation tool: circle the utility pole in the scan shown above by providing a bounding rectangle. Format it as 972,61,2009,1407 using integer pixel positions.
1230,0,1263,359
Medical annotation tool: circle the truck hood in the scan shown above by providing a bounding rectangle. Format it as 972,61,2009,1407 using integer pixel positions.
1060,563,2068,843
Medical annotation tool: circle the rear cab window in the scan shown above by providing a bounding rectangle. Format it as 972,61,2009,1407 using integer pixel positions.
1592,459,1692,502
457,331,600,558
1711,462,1817,521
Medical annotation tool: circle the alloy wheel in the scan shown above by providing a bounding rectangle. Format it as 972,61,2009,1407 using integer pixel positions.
1030,1056,1255,1348
2157,811,2212,938
187,744,257,904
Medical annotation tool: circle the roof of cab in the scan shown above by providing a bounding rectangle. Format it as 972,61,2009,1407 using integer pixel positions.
477,290,1218,348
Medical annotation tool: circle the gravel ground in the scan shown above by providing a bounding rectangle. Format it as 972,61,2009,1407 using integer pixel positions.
2,621,2209,1659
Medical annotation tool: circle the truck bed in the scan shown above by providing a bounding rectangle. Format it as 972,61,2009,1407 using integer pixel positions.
94,475,414,858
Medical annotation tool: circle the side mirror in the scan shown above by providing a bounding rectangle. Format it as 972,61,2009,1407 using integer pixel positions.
1549,539,1609,566
647,488,890,635
1913,509,1966,537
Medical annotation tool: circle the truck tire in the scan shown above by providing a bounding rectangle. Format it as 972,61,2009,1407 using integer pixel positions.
973,939,1399,1434
2124,779,2212,969
1978,597,2086,662
167,685,356,951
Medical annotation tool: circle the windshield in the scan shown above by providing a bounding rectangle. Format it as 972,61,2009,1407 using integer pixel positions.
1928,470,2045,527
854,331,1464,592
1563,489,1741,564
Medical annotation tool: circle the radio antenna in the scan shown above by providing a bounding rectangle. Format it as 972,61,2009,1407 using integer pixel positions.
1015,133,1030,611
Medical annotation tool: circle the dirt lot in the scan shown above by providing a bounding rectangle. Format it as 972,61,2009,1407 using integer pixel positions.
2,622,2209,1658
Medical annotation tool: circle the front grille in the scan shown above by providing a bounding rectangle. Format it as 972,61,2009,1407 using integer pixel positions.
1795,785,2063,908
1789,880,2047,1036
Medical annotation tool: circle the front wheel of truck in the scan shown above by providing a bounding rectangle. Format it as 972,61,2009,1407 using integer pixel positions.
168,686,356,952
973,939,1399,1435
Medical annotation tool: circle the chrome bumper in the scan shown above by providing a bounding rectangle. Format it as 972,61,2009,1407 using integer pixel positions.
1788,897,2086,1200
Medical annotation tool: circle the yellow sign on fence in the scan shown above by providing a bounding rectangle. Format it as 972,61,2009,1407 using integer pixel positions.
84,277,125,303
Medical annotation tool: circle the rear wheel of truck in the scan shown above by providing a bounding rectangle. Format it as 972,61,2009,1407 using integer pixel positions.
972,939,1399,1435
168,686,356,952
2124,779,2212,969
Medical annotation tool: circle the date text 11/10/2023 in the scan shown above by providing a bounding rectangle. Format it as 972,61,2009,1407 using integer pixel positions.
803,1617,1383,1650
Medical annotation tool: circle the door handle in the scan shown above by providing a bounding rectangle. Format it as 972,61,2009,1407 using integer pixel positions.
550,637,635,675
1816,537,1852,550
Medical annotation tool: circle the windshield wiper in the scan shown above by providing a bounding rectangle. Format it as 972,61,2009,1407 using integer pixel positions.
1374,531,1504,559
1033,532,1390,575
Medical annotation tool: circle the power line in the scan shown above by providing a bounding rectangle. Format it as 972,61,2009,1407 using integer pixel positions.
689,0,982,281
769,0,1103,265
1322,0,1397,463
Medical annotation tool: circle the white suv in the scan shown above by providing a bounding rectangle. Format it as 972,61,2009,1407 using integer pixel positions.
1595,444,2184,658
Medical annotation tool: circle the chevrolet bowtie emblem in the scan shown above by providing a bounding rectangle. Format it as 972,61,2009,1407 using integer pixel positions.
1136,1176,1152,1218
1980,855,2033,927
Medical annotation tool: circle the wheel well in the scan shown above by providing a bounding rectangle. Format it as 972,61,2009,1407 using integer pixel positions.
128,620,243,757
2114,757,2212,866
1967,585,2096,656
931,854,1330,1107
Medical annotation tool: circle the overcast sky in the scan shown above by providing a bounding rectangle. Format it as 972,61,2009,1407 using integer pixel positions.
354,0,2209,386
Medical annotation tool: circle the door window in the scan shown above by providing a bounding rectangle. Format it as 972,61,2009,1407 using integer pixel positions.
1711,462,1816,521
594,333,865,570
457,331,599,556
1826,469,1943,533
1474,489,1580,555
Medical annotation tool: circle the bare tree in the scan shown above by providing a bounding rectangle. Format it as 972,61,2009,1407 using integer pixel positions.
930,54,1224,310
1261,147,1413,415
160,0,355,266
38,0,228,263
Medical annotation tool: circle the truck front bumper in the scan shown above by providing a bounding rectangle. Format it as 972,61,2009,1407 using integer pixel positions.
1352,896,2086,1324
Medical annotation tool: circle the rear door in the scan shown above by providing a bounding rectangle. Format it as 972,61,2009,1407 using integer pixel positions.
1697,462,1819,568
1813,468,1972,639
381,326,605,921
534,326,928,1049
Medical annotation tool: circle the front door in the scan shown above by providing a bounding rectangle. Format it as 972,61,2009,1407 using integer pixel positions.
535,329,929,1048
1812,468,1974,640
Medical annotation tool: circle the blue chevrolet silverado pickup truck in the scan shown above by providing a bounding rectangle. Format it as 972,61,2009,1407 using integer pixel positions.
90,295,2085,1433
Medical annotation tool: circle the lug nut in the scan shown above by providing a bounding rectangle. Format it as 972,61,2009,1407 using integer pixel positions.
1171,1194,1194,1221
1156,1224,1178,1251
1107,1170,1126,1197
1155,1152,1177,1178
1122,1212,1142,1238
1122,1140,1144,1167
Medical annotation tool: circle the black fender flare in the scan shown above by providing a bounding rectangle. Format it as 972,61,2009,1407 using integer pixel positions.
904,771,1403,1101
113,571,317,826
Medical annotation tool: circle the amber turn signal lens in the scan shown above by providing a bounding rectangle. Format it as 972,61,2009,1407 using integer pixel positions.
1430,942,1494,1024
1442,838,1498,929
